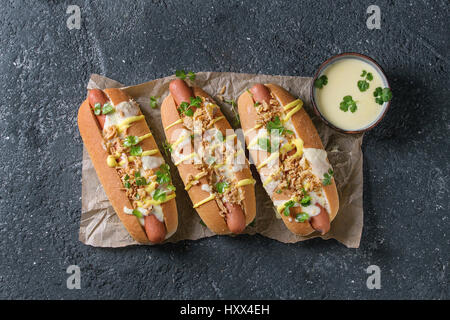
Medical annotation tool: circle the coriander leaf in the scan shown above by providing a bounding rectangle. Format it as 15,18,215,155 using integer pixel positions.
283,200,295,216
322,169,334,186
381,88,392,102
124,174,130,181
339,96,357,113
178,101,194,117
300,195,311,207
130,145,142,156
187,71,196,81
215,181,230,194
162,141,172,157
150,96,159,109
190,96,202,108
175,70,186,79
366,72,373,81
314,75,328,89
102,102,114,115
276,189,282,194
153,189,167,202
295,212,309,223
167,184,176,191
361,70,367,77
123,136,139,147
156,164,171,185
135,176,147,186
132,209,143,218
373,87,392,105
350,102,357,113
340,101,349,112
93,103,101,115
124,181,131,188
357,80,369,92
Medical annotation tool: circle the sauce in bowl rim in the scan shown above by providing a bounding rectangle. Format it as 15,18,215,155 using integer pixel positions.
310,52,391,134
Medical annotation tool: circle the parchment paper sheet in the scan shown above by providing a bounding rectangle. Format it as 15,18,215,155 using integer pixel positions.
79,72,364,248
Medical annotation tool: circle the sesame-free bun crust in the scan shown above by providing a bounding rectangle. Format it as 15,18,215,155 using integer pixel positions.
161,87,256,234
77,88,178,243
237,84,339,236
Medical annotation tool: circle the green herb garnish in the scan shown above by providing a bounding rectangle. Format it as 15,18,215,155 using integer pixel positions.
257,138,271,152
175,70,196,81
132,209,143,218
266,116,293,135
150,96,159,109
373,87,392,105
283,200,296,216
153,189,167,202
123,136,139,147
339,95,357,113
93,103,101,115
162,141,172,157
167,184,176,191
178,101,194,117
357,80,369,92
215,181,230,194
124,181,131,188
358,70,374,92
276,189,282,194
190,96,202,108
130,145,142,156
295,212,309,223
322,168,334,186
216,131,224,142
224,99,240,126
199,220,207,227
156,164,171,185
102,102,114,115
206,157,216,165
300,195,311,207
314,75,328,89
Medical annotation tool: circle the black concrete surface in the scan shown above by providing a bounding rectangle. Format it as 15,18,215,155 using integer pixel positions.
0,0,448,299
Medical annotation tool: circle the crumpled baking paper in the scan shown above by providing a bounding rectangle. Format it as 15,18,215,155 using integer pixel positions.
79,72,364,248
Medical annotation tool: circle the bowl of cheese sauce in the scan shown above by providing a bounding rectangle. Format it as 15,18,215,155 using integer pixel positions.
311,53,392,133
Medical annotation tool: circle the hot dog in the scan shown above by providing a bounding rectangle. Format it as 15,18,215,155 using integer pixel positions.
77,88,178,244
237,84,339,236
161,79,256,234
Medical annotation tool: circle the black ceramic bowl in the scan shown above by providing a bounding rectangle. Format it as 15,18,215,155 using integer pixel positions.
310,52,391,134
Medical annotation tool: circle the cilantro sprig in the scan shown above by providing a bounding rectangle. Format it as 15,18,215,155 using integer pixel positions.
295,212,309,223
373,87,392,105
314,75,328,89
339,95,358,113
150,96,159,109
283,200,296,216
358,70,374,92
175,70,196,81
153,189,167,202
224,99,240,127
155,164,171,185
162,141,172,157
215,181,230,194
134,172,148,186
266,116,293,136
94,102,115,115
130,145,143,156
178,96,202,117
123,136,139,147
322,169,334,186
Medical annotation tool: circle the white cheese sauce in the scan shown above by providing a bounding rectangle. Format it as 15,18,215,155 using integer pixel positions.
104,100,140,130
142,155,164,170
302,148,331,180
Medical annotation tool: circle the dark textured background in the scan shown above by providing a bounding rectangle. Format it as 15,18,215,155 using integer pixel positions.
0,0,448,299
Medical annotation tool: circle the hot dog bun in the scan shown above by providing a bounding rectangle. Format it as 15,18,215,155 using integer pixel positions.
238,84,339,236
161,80,256,234
78,88,178,244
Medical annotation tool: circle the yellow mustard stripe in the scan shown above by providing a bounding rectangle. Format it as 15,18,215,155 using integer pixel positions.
276,197,298,214
185,172,207,191
165,119,183,131
141,149,159,157
282,103,302,123
138,133,153,142
175,153,197,166
244,124,263,136
236,178,256,188
288,138,304,160
257,152,279,170
193,194,216,208
208,116,225,127
143,193,176,206
283,99,302,111
117,115,145,133
172,135,189,148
